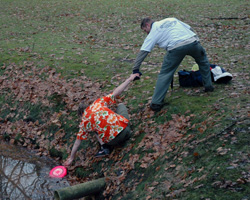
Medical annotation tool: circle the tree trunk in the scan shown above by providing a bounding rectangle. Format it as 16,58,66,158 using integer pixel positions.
54,177,106,200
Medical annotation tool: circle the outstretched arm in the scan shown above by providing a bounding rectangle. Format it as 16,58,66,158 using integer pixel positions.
64,139,81,167
132,50,149,75
113,74,140,98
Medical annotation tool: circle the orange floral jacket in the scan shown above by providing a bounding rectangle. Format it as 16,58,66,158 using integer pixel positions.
77,93,129,143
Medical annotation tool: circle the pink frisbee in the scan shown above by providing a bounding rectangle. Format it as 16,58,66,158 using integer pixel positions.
49,166,67,178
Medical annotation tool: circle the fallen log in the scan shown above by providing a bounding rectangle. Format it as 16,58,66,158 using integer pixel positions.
54,177,106,200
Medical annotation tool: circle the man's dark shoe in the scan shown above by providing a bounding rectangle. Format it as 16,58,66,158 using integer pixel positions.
204,86,214,92
150,103,163,112
95,145,111,158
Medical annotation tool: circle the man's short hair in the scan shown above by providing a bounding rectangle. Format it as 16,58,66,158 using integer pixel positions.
141,18,152,29
78,101,88,117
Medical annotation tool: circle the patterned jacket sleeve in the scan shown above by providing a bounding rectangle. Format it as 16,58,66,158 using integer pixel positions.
99,93,116,106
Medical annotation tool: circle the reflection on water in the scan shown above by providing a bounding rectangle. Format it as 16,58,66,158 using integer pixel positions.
0,142,69,200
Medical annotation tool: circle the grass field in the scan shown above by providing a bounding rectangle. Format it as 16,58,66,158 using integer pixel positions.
0,0,249,199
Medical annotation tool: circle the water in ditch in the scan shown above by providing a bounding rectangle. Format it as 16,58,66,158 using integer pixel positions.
0,141,69,200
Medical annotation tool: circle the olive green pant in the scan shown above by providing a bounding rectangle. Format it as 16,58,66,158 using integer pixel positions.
107,103,131,146
151,41,213,105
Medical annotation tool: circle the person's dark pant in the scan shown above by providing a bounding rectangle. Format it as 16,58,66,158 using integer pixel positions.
151,41,213,105
107,103,131,146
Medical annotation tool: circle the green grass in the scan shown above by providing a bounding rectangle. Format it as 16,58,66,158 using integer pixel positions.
0,0,249,199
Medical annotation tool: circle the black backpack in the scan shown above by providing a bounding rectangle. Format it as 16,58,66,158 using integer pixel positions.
178,70,203,87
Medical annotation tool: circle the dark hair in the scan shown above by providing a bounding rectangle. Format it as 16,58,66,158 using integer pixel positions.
78,101,88,117
141,18,152,29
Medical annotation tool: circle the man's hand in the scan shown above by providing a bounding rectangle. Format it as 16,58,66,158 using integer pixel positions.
129,73,141,81
113,73,141,97
132,70,142,81
63,157,74,167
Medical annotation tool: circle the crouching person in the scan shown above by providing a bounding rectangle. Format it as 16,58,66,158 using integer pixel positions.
64,73,140,166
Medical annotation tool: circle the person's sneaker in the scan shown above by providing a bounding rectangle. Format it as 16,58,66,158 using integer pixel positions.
95,145,111,158
150,103,164,112
204,86,214,92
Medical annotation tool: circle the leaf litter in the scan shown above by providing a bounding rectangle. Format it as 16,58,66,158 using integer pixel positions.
0,62,201,198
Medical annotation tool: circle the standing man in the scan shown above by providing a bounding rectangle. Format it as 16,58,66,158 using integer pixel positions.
133,17,214,112
64,74,139,166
